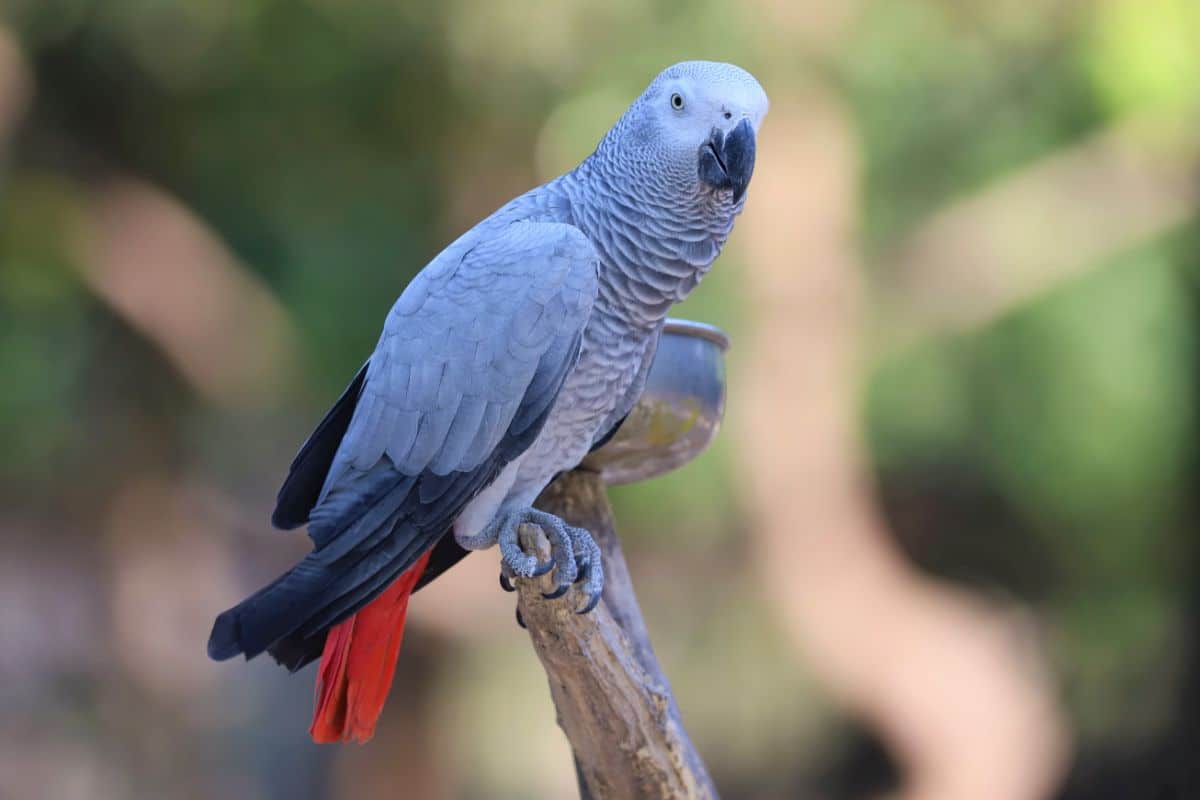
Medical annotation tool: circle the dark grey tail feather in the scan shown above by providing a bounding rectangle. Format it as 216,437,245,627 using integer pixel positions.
208,489,411,662
268,531,467,672
214,345,569,669
266,632,326,673
289,519,429,641
209,459,504,666
296,527,444,639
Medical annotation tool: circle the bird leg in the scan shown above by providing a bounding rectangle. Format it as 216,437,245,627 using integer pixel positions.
458,507,604,614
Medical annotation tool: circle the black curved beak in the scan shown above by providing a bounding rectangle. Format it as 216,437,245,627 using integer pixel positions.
698,118,756,203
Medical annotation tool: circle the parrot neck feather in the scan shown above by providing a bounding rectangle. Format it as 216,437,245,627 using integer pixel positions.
559,159,739,329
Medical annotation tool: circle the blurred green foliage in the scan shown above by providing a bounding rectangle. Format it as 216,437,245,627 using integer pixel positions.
856,0,1199,745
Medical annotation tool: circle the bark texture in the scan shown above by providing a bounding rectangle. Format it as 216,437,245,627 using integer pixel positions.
516,470,717,800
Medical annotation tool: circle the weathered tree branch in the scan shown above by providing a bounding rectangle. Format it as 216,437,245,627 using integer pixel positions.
516,469,717,800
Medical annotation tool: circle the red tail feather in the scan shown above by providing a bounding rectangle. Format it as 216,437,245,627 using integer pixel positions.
309,551,432,744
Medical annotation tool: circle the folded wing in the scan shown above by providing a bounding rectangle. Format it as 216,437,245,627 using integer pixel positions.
208,221,598,669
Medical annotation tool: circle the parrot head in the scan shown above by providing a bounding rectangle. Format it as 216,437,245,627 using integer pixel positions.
597,61,768,207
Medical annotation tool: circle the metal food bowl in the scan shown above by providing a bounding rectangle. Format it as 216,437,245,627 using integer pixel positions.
581,318,729,485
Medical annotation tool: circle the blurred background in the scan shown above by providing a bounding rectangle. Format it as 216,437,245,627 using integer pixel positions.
1,1,1197,798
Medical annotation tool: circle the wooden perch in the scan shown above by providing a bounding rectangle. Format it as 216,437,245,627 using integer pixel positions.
516,469,718,800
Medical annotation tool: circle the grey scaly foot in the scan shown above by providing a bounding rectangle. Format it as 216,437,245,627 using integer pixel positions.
459,507,604,614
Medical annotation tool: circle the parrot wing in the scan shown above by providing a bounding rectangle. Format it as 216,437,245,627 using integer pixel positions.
208,220,598,668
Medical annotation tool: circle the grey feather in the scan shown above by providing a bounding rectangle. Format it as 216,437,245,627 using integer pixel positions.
341,221,599,480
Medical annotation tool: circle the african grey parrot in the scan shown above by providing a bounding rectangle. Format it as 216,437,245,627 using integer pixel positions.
208,60,768,742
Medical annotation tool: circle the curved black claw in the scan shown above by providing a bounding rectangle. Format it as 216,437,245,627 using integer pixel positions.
479,507,604,608
576,589,602,615
515,607,526,630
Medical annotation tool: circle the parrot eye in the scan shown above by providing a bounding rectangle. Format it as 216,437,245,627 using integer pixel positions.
670,92,685,111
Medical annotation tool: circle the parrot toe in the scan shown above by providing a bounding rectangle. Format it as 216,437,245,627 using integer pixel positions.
479,507,606,615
